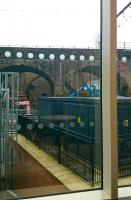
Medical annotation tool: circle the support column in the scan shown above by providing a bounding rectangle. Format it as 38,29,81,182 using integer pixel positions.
102,0,118,199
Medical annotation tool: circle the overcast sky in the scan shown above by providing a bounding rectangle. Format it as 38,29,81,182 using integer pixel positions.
0,0,130,48
117,0,131,48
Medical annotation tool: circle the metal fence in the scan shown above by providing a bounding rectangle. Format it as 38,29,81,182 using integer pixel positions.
0,72,19,191
18,96,131,185
18,113,102,185
117,42,131,50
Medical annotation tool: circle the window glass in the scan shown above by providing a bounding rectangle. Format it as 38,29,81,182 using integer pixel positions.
0,0,102,199
117,0,131,187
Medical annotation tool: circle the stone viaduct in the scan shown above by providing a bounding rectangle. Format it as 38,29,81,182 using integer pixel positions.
0,47,131,98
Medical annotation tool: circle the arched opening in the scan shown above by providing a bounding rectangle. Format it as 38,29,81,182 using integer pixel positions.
0,64,55,111
0,64,55,96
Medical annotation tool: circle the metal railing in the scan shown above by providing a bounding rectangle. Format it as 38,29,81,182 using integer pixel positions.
117,42,131,50
0,43,131,50
0,73,19,191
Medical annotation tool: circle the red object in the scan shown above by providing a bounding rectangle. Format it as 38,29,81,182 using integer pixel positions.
16,101,31,114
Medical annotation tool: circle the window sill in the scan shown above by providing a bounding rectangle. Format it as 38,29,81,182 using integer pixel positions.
21,186,131,200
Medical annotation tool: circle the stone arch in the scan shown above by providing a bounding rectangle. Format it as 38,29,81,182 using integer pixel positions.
81,65,100,77
0,64,54,96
